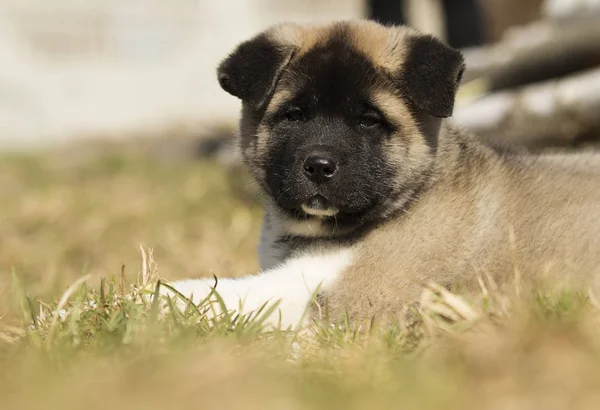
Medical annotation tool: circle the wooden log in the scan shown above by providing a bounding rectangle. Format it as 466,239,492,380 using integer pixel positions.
455,68,600,149
462,18,600,91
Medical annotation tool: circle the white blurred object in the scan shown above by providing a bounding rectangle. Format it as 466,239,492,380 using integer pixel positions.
0,0,364,150
544,0,600,19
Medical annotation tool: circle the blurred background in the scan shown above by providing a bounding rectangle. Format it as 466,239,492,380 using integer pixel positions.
1,0,599,151
1,0,600,301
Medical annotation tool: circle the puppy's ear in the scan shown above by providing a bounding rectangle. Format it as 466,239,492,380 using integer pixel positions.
217,27,298,109
398,35,465,118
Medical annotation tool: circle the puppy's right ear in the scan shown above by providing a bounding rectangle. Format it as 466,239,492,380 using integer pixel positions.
217,25,299,109
397,34,465,118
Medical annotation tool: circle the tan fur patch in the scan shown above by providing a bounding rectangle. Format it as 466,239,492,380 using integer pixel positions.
370,88,433,189
266,23,304,49
267,23,328,58
345,21,415,72
370,89,419,136
265,89,293,117
295,26,330,57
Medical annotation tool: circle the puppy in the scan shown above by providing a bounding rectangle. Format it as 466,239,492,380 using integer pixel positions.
168,21,600,329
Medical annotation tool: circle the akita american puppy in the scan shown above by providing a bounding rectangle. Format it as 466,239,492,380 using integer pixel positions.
166,21,600,329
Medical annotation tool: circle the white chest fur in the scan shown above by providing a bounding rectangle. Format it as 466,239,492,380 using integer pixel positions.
165,248,353,329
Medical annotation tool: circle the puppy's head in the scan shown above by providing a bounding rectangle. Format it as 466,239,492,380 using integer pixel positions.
218,21,464,237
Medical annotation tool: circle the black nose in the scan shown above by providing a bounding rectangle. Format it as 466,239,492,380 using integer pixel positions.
303,154,338,182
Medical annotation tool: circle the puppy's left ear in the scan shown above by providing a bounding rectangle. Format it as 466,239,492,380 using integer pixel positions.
398,35,465,118
217,25,299,109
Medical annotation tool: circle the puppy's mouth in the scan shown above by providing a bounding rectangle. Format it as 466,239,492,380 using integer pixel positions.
300,195,339,218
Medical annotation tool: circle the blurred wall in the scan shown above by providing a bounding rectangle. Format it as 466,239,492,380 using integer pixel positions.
0,0,365,149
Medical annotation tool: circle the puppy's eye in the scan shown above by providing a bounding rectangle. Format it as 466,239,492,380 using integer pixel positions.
358,113,382,128
284,107,304,122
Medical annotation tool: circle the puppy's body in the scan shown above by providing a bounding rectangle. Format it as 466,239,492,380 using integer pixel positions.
167,21,600,329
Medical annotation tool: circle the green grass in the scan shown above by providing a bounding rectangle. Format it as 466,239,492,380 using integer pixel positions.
0,150,262,312
2,146,600,409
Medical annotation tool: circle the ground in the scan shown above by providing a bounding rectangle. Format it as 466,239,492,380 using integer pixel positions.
1,141,600,410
